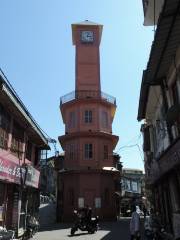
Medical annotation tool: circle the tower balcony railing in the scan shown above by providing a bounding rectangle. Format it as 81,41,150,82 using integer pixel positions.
60,90,116,105
142,0,148,16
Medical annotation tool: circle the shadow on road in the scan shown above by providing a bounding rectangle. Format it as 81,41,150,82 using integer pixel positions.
39,223,71,232
68,232,89,237
39,203,71,232
99,219,130,240
98,218,144,240
39,210,145,240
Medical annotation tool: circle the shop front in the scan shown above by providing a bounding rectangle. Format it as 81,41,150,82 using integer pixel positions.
0,155,40,237
151,139,180,238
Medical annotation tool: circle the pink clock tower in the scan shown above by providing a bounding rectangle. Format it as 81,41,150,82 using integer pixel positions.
59,21,119,221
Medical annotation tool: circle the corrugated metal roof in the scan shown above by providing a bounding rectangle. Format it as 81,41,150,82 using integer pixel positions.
137,71,149,121
138,0,180,121
146,0,180,84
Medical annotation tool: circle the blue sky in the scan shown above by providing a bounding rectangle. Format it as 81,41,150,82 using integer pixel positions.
0,1,154,170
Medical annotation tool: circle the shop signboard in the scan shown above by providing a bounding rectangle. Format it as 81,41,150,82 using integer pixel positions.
0,156,40,188
25,165,40,188
0,156,22,184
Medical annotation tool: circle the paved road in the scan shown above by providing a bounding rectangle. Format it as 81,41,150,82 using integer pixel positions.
37,204,145,240
36,218,145,240
39,203,56,228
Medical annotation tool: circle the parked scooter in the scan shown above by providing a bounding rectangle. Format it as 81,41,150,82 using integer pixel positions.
0,227,15,240
24,215,39,239
70,208,99,235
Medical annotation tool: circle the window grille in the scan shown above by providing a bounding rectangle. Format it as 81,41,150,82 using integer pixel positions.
0,104,10,150
11,121,24,159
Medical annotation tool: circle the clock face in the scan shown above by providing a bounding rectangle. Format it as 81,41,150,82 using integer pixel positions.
81,31,94,43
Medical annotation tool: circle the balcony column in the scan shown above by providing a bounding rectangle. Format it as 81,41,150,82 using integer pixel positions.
31,143,36,165
22,132,27,164
7,116,13,151
160,81,173,143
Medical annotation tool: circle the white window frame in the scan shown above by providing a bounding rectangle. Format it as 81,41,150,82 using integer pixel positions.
84,143,93,159
95,197,101,208
78,198,84,208
84,110,92,123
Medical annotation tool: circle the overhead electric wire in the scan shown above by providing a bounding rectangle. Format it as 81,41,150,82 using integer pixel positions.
114,132,144,162
116,133,142,153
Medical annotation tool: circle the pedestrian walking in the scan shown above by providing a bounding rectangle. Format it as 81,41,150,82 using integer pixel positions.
130,205,141,240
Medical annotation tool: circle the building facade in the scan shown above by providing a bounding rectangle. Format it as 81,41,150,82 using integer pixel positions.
138,0,180,238
58,21,120,221
40,156,57,197
121,168,145,216
0,72,49,237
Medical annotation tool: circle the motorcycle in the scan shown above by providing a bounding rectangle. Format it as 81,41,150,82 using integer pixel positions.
144,213,174,240
70,209,99,235
24,215,39,239
145,226,174,240
154,227,174,240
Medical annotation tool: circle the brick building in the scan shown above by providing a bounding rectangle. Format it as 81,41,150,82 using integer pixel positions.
58,21,120,221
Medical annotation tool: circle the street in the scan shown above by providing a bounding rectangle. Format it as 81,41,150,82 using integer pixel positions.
1,1,180,239
35,218,144,240
37,204,145,240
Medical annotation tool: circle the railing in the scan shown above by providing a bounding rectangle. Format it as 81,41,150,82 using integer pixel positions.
60,90,116,105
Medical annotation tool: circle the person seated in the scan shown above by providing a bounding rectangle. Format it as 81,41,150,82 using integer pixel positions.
78,206,92,225
86,207,92,223
77,207,88,225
